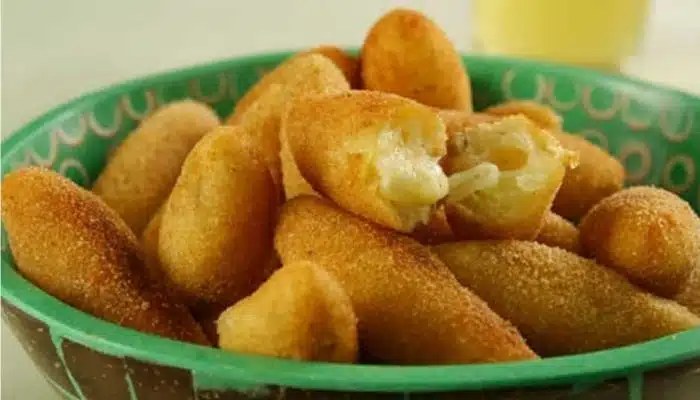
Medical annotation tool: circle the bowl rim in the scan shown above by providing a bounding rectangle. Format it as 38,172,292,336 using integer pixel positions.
2,50,700,393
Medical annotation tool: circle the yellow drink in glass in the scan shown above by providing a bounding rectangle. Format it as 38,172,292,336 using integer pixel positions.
472,0,651,71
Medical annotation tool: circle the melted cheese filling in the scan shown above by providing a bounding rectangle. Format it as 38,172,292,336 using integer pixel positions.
448,162,500,202
376,130,448,206
446,117,575,202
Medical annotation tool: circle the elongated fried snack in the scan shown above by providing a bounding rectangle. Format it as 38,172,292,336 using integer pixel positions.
434,241,700,356
218,261,358,362
484,101,563,131
362,8,472,110
158,127,278,310
1,167,209,345
443,115,578,240
676,268,700,316
229,54,350,196
226,53,349,125
552,131,625,221
535,211,581,254
297,45,361,88
579,186,700,297
92,100,220,234
275,196,537,364
283,91,450,232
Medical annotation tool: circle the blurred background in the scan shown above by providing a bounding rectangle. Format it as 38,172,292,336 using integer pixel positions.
1,0,699,398
3,0,700,138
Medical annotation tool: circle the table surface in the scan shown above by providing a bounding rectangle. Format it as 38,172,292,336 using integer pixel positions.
2,1,699,398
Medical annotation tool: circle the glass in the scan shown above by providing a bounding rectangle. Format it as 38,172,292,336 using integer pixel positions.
471,0,651,71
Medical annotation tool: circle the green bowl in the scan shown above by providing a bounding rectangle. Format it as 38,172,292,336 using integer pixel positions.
2,51,699,400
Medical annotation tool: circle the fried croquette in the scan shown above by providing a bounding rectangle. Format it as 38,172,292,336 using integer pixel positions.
361,8,472,111
484,101,563,132
676,268,700,316
92,100,220,235
579,186,700,297
297,45,361,88
275,196,537,364
442,115,578,240
226,53,350,125
283,90,450,233
228,54,350,195
217,261,358,362
1,167,209,345
158,127,278,310
552,131,626,221
535,211,581,254
434,241,700,356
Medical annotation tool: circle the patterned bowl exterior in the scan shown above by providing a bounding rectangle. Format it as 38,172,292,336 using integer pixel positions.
1,51,699,400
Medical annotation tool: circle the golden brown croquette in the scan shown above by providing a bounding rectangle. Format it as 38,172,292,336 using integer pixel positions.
434,240,699,356
92,100,220,235
275,196,537,364
579,186,700,297
1,167,209,345
361,8,472,111
227,54,350,196
218,261,358,362
552,131,626,221
282,90,450,233
158,127,278,310
226,53,349,125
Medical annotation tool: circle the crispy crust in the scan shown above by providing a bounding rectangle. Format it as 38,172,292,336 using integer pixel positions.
361,8,472,110
282,90,447,232
217,261,358,362
552,132,626,221
579,186,700,297
226,54,350,195
297,45,361,88
484,101,563,131
1,167,209,345
434,240,700,356
92,100,220,235
226,53,350,125
535,211,581,254
274,196,537,364
158,127,278,310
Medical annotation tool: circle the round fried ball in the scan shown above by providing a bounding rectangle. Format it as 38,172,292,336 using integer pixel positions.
579,186,700,297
